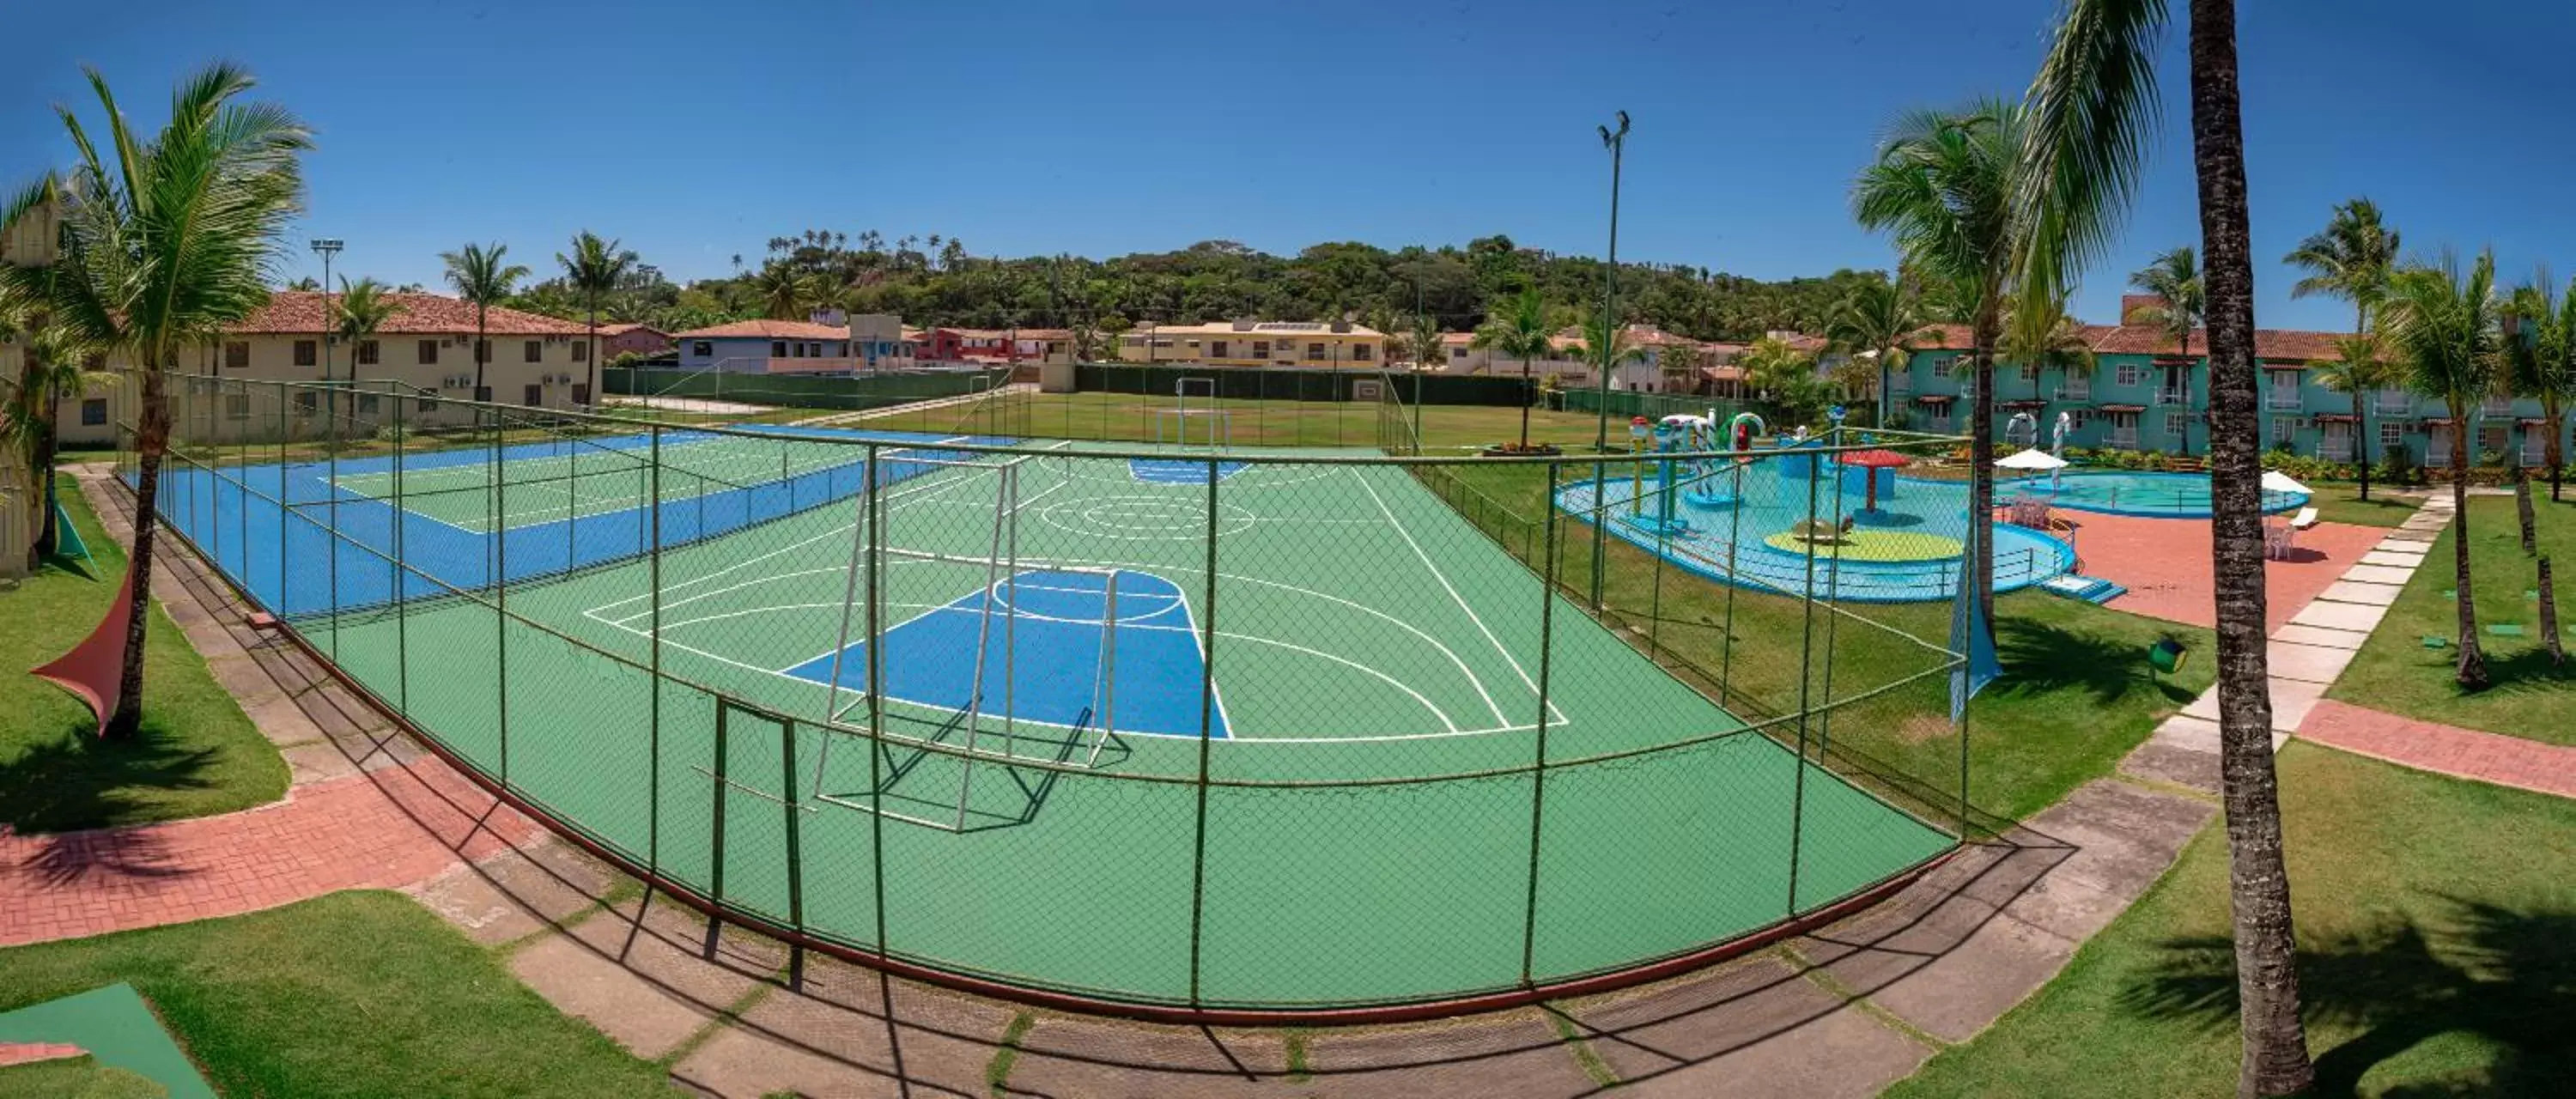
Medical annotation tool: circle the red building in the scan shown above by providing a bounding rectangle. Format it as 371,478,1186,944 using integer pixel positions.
596,322,673,361
905,326,967,363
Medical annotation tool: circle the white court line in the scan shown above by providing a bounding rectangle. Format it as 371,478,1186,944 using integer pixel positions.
1349,466,1566,728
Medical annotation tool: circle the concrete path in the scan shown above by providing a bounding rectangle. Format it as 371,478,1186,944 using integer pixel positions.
17,462,2236,1097
2120,493,2446,792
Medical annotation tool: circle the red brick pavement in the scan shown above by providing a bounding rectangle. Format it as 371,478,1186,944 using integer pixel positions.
0,1043,87,1067
2300,699,2576,799
2064,513,2386,633
0,756,542,947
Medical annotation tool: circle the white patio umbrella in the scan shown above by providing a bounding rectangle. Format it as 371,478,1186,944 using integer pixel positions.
1995,447,2069,472
2260,469,2312,496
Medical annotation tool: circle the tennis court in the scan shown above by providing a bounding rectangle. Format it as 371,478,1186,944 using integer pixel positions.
140,383,1958,1012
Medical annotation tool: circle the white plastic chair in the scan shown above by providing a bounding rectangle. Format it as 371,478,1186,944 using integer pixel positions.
2289,506,2319,530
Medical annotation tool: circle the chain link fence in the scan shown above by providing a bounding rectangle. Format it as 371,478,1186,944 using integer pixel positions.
116,372,1976,1017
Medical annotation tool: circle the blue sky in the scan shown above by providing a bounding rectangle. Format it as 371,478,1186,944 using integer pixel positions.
9,0,2573,332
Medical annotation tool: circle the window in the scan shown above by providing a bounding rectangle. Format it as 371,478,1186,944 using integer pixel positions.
294,339,318,367
1210,340,1230,359
1449,346,1466,360
1254,340,1271,358
2115,362,2142,387
416,339,439,365
2270,417,2298,445
692,341,713,357
357,393,380,416
572,384,590,406
526,340,543,363
225,395,250,421
571,341,587,361
2164,410,2188,438
524,384,544,406
418,396,438,414
773,340,788,357
2480,425,2507,454
2018,363,2039,382
356,339,380,366
2379,421,2405,450
1306,342,1326,360
222,342,250,369
80,398,106,426
1352,343,1373,361
836,342,849,357
294,392,318,416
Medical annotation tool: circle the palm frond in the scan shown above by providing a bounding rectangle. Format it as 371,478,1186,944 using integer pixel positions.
2016,0,2166,302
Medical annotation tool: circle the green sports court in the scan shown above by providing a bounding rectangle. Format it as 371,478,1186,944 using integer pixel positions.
143,380,1960,1012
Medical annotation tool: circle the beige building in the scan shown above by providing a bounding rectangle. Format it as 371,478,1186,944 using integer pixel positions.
7,289,597,446
1115,320,1385,368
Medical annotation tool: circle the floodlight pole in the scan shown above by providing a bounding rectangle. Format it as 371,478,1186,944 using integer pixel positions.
312,238,343,428
1589,111,1630,611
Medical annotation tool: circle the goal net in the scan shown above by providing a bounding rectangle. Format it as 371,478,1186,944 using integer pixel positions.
805,452,1127,831
1155,376,1231,452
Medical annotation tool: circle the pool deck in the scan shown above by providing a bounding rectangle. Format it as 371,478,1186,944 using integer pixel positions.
2063,512,2385,633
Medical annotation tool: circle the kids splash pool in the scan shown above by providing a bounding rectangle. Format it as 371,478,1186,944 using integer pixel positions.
1557,441,2079,604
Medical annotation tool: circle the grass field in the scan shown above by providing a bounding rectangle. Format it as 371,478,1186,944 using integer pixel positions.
2306,484,2424,528
0,476,287,834
2330,495,2576,744
1888,743,2576,1097
0,891,672,1098
841,386,1614,452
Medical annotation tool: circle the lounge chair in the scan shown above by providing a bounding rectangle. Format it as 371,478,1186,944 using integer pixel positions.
2289,507,2319,530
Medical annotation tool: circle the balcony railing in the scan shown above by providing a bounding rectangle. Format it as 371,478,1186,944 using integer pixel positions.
2056,379,2091,401
2482,396,2513,416
2107,430,2140,450
2267,390,2304,410
2372,394,2412,415
2156,388,2191,406
2524,444,2549,466
2319,440,2354,461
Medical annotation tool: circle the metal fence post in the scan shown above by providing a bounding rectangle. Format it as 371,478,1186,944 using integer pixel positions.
1521,460,1564,987
326,386,340,662
394,385,409,715
711,702,729,907
648,424,663,872
782,718,804,932
865,445,890,956
1784,448,1823,916
1185,455,1223,1008
495,404,511,788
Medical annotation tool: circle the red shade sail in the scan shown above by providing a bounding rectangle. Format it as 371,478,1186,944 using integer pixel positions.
1836,449,1913,470
32,562,137,738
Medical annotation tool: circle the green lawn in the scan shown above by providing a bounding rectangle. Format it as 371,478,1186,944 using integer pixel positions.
0,891,674,1098
0,477,288,833
2306,484,2425,528
1890,743,2576,1097
1437,460,2212,823
2330,495,2576,745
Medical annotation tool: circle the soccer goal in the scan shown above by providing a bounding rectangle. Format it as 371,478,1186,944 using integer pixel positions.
802,452,1126,831
1155,376,1232,452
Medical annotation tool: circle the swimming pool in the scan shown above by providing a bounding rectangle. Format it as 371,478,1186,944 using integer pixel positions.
1558,456,2079,604
1979,470,2308,518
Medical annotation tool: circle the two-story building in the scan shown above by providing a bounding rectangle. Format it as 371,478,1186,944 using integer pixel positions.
597,322,675,361
954,328,1077,365
8,289,597,446
673,319,860,374
1884,304,2571,470
1115,321,1387,368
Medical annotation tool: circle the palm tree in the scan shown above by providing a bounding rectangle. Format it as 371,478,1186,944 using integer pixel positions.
753,263,816,321
1567,312,1648,381
1825,275,1929,426
2283,197,2402,334
1854,100,2022,626
2311,334,2397,501
2505,274,2576,501
1472,287,1553,451
2029,3,2317,1093
2129,246,2207,457
558,231,635,407
1999,289,2095,414
2385,250,2502,689
441,242,528,399
6,64,308,739
330,276,396,429
2,304,101,568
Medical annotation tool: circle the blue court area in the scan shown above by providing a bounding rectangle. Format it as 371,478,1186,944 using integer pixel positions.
1128,458,1249,484
140,426,1007,617
783,568,1228,739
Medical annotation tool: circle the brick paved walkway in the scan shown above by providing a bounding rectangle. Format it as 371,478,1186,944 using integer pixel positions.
2072,511,2386,634
2299,699,2576,799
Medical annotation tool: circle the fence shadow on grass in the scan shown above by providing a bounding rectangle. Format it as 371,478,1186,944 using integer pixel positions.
2117,896,2576,1096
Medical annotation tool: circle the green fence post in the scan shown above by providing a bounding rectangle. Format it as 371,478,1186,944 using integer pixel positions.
394,383,409,716
782,717,804,932
495,402,511,789
865,446,890,955
1185,455,1223,1008
1522,459,1563,987
648,424,663,873
711,701,729,908
1784,446,1823,916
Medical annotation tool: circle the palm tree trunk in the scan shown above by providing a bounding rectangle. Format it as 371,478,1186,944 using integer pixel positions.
2354,391,2372,501
2451,417,2487,686
34,398,60,559
474,304,488,398
2514,460,2537,554
2539,556,2563,666
106,367,169,739
585,306,599,410
2189,3,2318,1095
2546,404,2563,502
1969,309,1999,634
12,350,45,568
1519,355,1533,451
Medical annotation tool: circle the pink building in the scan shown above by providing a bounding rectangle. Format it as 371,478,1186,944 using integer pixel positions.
597,322,673,361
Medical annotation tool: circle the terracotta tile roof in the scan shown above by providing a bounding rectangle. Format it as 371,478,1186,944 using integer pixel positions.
673,319,850,340
1905,324,1978,351
597,322,666,337
232,291,586,336
2087,325,2347,361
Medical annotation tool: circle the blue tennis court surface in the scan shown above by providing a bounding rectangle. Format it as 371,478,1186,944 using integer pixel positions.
1129,458,1249,484
784,568,1230,738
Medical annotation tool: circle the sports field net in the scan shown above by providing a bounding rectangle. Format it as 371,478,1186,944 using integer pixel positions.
124,373,1976,1015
